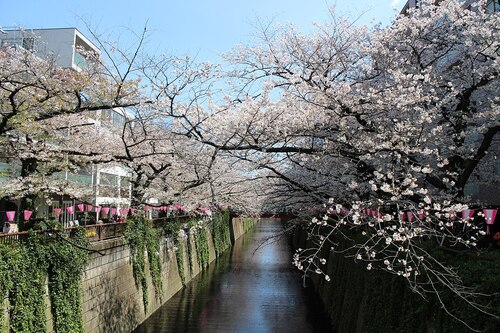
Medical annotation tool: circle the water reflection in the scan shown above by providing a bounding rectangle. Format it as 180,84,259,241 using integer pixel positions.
133,219,333,333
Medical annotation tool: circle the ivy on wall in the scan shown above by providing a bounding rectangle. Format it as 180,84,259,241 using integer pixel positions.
125,216,163,313
47,228,90,333
162,217,187,285
0,213,252,332
0,226,90,333
194,226,210,269
242,217,256,233
212,211,231,257
176,241,186,285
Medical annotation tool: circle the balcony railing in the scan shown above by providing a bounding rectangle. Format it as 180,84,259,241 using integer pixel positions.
73,51,89,69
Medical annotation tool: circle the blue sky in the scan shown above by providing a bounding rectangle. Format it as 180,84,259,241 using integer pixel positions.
0,0,404,62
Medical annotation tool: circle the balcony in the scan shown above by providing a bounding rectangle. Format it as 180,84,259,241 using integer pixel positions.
73,51,89,70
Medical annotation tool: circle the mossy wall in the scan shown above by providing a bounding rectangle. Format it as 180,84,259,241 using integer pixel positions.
0,216,259,333
230,217,259,243
291,227,500,333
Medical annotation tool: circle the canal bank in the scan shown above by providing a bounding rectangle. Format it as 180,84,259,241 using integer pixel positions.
133,218,333,333
80,216,259,333
290,224,500,333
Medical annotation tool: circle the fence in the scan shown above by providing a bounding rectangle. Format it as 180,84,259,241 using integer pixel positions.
0,222,128,245
0,214,218,245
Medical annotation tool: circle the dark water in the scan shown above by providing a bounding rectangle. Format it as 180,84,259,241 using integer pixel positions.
133,219,333,333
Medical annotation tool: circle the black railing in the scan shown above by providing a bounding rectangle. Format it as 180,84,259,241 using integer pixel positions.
0,213,229,244
0,222,128,244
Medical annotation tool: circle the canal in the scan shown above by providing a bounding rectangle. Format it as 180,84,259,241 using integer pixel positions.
133,219,333,333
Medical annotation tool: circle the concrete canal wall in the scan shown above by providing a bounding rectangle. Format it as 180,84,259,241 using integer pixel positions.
82,217,259,333
290,226,500,333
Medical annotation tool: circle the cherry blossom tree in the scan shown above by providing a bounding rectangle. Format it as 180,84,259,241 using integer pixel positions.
0,27,256,217
174,0,499,328
0,38,144,211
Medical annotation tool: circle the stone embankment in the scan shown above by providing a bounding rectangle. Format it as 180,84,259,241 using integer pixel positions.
81,216,258,333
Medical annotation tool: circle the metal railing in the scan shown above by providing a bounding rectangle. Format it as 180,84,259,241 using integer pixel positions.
0,214,220,245
0,222,128,245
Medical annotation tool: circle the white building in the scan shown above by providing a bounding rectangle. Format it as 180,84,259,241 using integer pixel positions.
0,27,98,71
400,0,499,14
0,28,132,227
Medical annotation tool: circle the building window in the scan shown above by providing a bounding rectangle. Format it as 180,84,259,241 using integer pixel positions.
22,37,34,51
67,166,93,185
101,109,112,123
100,110,125,129
120,176,131,198
112,111,125,128
73,51,89,69
99,172,119,197
486,0,500,12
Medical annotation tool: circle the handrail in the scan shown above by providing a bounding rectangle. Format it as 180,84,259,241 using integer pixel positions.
0,213,232,244
0,222,129,244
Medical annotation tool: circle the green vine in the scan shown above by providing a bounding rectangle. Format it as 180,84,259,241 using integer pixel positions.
146,226,163,300
242,217,256,232
186,229,195,274
176,241,186,285
194,226,210,268
0,245,11,333
0,225,89,333
125,216,163,313
161,217,187,285
46,228,90,333
212,211,231,256
6,233,47,333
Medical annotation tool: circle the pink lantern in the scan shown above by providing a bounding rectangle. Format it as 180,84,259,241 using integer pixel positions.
5,211,15,222
144,205,150,212
53,208,62,217
77,203,85,212
87,204,93,212
400,211,406,222
23,210,33,220
417,210,426,220
407,211,415,222
66,206,74,215
95,206,102,213
121,208,129,216
102,207,110,215
483,209,497,235
111,208,117,215
462,209,474,222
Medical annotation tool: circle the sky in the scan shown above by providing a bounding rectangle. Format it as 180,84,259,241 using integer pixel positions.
0,0,405,63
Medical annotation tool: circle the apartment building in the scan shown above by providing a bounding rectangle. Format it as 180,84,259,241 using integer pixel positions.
398,0,500,206
0,28,132,228
400,0,499,13
0,27,98,71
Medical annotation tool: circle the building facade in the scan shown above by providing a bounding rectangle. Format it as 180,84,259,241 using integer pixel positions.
0,28,133,228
